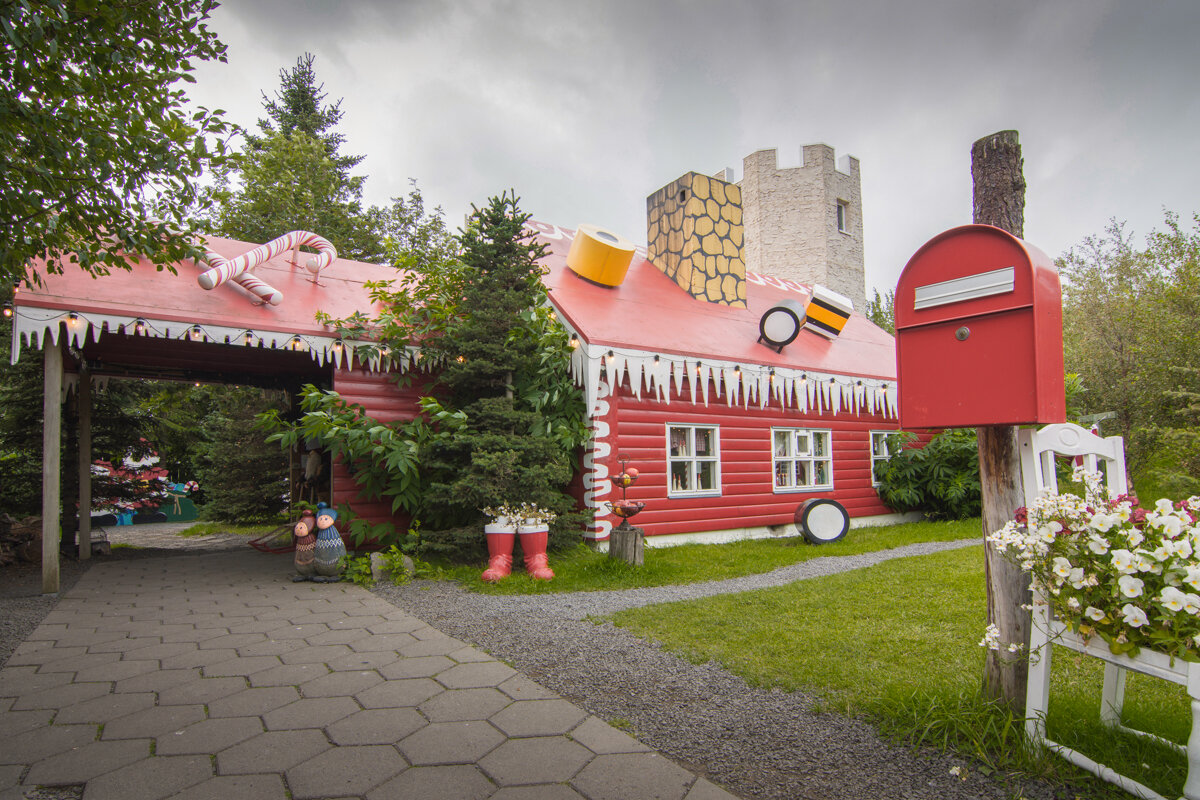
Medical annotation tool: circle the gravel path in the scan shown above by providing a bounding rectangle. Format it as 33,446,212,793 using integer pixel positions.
1,529,1073,799
375,539,1069,800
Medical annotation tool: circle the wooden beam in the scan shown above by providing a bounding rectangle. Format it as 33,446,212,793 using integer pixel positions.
972,130,1033,712
78,365,92,561
42,336,62,594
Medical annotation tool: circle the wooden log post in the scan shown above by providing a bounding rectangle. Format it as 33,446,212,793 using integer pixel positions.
608,521,644,566
42,336,63,594
973,130,1033,711
77,365,92,560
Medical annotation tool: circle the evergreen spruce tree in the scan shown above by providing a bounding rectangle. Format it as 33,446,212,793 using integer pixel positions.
417,193,587,556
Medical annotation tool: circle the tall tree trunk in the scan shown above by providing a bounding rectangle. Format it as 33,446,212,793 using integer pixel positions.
973,130,1032,712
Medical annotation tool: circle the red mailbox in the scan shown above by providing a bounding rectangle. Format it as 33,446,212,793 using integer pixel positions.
895,224,1065,429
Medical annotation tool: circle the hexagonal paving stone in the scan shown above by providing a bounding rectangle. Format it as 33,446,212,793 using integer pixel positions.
263,696,360,730
366,617,425,635
435,661,517,689
233,638,308,657
200,655,283,677
367,765,495,800
397,638,466,658
570,752,694,800
263,624,330,641
347,633,417,653
489,699,588,738
249,662,330,688
156,676,247,706
279,644,353,664
683,777,742,799
170,773,289,800
160,647,239,670
285,744,407,799
301,628,373,647
115,668,206,696
479,737,592,786
497,674,559,701
378,655,454,680
77,753,213,800
299,668,382,698
569,716,652,755
397,721,505,766
325,707,426,746
155,716,264,755
22,737,149,784
11,681,113,711
206,686,299,718
326,650,400,672
357,678,443,709
53,691,157,724
0,667,76,697
101,703,206,740
420,688,511,723
491,786,587,800
216,728,332,774
0,708,53,739
71,658,160,683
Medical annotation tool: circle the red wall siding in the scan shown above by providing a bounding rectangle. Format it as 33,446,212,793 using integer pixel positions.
330,366,427,529
606,384,902,537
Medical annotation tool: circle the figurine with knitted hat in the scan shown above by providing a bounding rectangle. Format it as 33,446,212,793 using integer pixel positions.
296,502,346,582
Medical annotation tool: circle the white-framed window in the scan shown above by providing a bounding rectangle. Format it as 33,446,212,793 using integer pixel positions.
667,425,720,496
772,428,832,491
870,431,893,486
836,200,849,233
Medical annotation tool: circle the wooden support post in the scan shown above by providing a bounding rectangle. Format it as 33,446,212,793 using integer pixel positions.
42,337,63,594
78,365,92,560
973,130,1033,712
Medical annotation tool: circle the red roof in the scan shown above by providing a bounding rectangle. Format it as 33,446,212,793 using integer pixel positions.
532,222,896,380
16,236,399,337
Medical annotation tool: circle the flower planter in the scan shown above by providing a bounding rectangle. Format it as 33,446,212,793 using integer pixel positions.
1026,598,1200,800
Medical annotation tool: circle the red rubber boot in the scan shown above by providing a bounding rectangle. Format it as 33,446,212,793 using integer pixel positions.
519,529,555,580
481,531,515,582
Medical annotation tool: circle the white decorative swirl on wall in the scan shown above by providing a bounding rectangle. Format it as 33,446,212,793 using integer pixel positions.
582,379,613,541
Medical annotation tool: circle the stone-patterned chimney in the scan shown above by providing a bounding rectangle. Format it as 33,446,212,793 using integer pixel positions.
646,172,746,308
739,144,865,310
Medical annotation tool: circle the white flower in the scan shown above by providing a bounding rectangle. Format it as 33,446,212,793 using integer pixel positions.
1161,587,1188,612
1185,565,1200,590
1118,574,1144,598
1085,606,1106,622
978,624,1000,650
1120,604,1149,627
1156,498,1176,514
1089,513,1117,533
1186,594,1200,615
1151,543,1174,562
1087,535,1111,555
1007,643,1022,653
1068,567,1087,589
1125,528,1145,548
1173,538,1194,559
1052,557,1073,579
1110,549,1137,574
1066,596,1082,611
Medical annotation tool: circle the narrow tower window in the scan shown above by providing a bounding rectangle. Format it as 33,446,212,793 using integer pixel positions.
836,200,849,233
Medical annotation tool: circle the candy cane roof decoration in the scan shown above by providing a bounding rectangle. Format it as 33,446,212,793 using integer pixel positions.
198,230,338,306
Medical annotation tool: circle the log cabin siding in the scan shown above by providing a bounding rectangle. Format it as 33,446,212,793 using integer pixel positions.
604,380,900,537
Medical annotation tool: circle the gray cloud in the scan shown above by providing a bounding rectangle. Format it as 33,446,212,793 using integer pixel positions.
189,0,1200,292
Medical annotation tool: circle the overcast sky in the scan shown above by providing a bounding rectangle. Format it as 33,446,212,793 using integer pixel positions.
188,0,1200,297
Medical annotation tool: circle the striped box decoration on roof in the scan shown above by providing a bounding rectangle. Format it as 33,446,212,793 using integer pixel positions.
804,284,854,339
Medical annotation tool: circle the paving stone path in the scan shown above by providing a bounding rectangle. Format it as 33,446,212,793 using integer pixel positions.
0,551,736,800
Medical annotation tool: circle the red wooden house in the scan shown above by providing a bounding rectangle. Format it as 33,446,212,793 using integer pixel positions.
534,219,904,546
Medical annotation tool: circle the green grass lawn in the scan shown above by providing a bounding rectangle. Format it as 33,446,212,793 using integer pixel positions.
177,521,283,538
443,517,980,594
610,545,1190,799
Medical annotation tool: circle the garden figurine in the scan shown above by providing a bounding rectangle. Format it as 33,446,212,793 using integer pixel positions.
291,512,317,582
311,502,347,582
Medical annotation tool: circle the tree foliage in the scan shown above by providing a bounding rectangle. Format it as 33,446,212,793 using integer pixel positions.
1060,212,1200,497
865,287,895,334
205,53,381,261
1,0,232,284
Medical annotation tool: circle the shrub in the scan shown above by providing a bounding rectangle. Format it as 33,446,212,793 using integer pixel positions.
875,429,982,520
